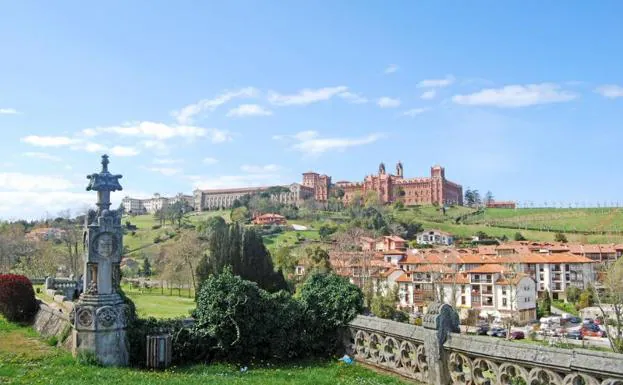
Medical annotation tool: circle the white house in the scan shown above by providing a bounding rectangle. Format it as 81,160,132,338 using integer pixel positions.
416,229,454,246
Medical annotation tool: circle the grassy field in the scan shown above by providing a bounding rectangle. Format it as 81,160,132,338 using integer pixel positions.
0,316,408,385
124,291,196,319
391,206,623,244
465,207,623,233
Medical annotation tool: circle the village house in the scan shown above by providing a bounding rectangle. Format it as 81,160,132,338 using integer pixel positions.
416,229,454,246
252,213,287,225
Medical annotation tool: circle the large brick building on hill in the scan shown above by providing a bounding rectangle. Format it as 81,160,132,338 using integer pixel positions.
324,162,463,206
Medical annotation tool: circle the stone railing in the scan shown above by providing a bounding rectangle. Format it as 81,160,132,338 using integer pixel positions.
346,304,623,385
45,277,78,299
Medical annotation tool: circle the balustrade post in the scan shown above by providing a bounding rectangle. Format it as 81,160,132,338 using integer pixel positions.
422,302,460,385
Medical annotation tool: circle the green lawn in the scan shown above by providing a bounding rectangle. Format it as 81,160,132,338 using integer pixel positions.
0,316,409,385
123,290,196,319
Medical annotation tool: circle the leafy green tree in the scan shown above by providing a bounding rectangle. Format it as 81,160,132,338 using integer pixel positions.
318,223,337,241
371,285,399,319
230,206,250,223
554,232,568,243
274,246,296,275
578,287,595,309
485,191,494,205
464,188,474,207
565,286,581,303
514,232,526,241
297,272,364,354
540,290,552,316
305,246,331,273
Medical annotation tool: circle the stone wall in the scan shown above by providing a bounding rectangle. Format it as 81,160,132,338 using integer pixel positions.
33,301,73,350
346,314,623,385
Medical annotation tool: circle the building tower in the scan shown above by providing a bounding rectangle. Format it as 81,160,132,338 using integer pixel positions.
379,162,386,175
396,161,403,178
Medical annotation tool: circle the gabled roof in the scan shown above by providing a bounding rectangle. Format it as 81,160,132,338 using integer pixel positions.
467,264,506,274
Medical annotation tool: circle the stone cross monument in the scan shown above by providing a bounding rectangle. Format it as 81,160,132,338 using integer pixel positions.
71,154,129,366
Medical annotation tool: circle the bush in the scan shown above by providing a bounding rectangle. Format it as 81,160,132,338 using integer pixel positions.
152,224,162,230
0,274,38,323
153,235,162,243
193,269,363,363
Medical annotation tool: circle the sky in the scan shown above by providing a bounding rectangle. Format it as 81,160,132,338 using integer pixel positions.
1,1,622,219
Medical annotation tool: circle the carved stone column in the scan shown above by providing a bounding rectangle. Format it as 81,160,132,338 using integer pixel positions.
72,155,129,366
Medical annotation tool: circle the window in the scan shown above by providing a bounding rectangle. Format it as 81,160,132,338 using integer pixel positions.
502,288,507,295
461,297,466,305
502,298,507,306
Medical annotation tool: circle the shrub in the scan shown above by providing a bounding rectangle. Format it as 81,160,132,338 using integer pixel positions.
193,269,363,363
153,235,162,243
296,272,364,355
0,274,38,323
152,224,162,230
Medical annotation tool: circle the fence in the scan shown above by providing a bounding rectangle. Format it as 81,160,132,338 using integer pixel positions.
345,303,623,385
121,279,195,298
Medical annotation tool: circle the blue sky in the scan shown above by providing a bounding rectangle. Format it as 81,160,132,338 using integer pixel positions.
1,1,622,219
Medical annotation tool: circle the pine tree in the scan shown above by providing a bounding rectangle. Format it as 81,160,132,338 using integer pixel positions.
142,258,152,277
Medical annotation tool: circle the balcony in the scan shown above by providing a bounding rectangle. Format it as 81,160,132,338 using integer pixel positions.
471,278,493,284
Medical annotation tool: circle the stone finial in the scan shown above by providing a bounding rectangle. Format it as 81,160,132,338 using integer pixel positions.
86,155,123,211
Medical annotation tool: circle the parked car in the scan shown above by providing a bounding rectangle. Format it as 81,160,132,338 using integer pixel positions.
567,316,581,324
491,328,507,338
510,331,525,340
583,318,593,325
476,325,489,335
565,330,583,340
582,326,606,338
487,327,503,337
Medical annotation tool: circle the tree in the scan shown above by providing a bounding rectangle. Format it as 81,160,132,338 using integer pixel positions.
464,189,474,207
578,287,595,309
165,231,204,293
318,223,337,241
274,246,297,276
305,246,331,273
142,258,152,277
554,232,568,243
364,190,381,209
153,208,166,226
463,308,480,334
484,191,494,205
514,232,526,241
565,286,581,304
594,258,623,353
472,190,481,207
56,212,82,276
371,284,399,319
230,206,250,223
540,290,552,317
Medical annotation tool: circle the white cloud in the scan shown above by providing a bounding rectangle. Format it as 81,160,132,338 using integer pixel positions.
240,164,280,173
0,191,95,220
203,157,218,165
22,152,62,162
417,75,455,88
153,158,182,165
77,142,107,153
192,173,285,190
595,84,623,99
420,90,437,100
384,64,399,74
110,146,140,157
452,83,577,108
226,104,273,117
403,108,430,117
0,108,19,115
145,167,181,176
0,172,74,191
83,121,218,140
21,135,78,147
377,97,401,108
267,86,348,106
339,92,368,104
288,130,384,155
172,87,258,124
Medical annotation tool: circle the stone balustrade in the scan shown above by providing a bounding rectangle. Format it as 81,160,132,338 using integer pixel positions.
346,304,623,385
45,277,78,299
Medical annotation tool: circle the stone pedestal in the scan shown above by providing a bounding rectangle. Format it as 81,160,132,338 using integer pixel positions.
72,293,129,366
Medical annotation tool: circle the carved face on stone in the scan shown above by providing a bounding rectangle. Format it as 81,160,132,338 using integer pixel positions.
96,233,115,259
